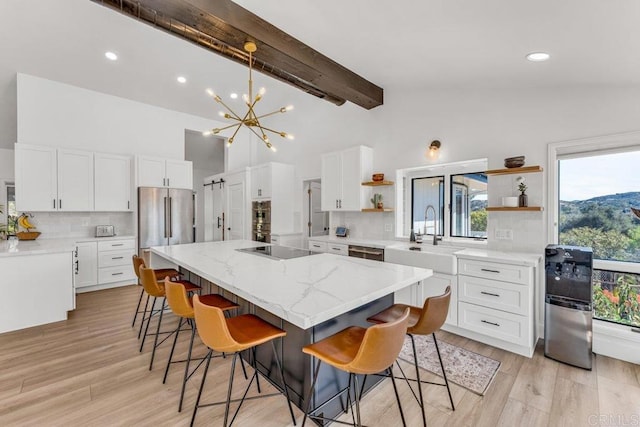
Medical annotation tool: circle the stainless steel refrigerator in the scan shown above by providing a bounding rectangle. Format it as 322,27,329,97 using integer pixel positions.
138,187,194,257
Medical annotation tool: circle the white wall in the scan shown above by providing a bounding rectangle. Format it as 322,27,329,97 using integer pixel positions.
16,73,253,169
0,148,14,179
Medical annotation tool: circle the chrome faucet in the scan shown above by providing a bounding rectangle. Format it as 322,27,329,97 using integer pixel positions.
423,204,442,245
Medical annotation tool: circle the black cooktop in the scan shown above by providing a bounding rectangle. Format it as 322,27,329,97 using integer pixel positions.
236,245,320,260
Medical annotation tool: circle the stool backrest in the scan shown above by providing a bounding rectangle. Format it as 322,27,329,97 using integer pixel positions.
193,294,240,353
139,266,165,298
347,308,410,375
410,285,451,336
132,255,145,280
164,277,194,318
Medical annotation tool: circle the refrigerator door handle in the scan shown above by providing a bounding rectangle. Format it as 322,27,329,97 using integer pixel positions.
163,196,169,238
168,197,173,238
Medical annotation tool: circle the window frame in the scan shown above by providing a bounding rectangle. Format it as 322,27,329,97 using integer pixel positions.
450,171,488,240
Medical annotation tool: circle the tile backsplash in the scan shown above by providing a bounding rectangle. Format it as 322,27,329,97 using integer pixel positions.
23,212,135,239
330,211,395,240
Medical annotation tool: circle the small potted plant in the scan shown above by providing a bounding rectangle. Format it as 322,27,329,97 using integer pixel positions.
518,181,528,207
371,193,383,209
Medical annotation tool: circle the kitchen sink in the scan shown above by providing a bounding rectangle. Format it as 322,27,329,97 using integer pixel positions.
385,242,459,274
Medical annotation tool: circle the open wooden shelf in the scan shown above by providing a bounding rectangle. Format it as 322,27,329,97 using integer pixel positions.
486,206,544,212
485,166,543,176
362,180,394,186
361,208,394,212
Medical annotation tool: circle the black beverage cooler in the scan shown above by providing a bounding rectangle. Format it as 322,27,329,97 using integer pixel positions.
544,245,593,370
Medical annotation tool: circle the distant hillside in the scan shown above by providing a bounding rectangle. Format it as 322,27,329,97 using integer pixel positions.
561,191,640,213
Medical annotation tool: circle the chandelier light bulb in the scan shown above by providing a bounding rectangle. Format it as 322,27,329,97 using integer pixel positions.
285,105,294,111
242,94,250,103
218,111,226,117
258,87,266,96
286,134,294,140
206,88,215,97
230,93,238,99
202,130,212,136
270,145,277,152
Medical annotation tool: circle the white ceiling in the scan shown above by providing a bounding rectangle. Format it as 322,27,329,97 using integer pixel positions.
1,0,639,150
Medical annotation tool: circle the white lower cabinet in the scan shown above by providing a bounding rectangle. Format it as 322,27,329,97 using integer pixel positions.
308,241,328,253
75,238,136,292
456,256,535,357
74,242,98,289
327,243,349,256
98,239,136,285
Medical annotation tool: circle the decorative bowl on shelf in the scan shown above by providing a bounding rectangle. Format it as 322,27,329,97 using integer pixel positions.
372,173,384,182
501,196,519,207
504,156,525,168
16,231,41,241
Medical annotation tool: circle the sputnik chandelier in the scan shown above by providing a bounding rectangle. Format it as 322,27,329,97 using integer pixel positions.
203,41,294,152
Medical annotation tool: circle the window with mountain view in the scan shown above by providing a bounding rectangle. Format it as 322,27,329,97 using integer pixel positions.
559,150,640,327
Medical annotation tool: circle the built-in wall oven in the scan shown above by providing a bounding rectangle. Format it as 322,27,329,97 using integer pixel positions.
252,200,271,243
348,245,384,262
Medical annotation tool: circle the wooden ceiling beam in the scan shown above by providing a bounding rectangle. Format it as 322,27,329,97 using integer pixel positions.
91,0,383,109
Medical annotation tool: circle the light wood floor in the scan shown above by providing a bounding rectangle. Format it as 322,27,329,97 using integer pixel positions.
1,285,639,426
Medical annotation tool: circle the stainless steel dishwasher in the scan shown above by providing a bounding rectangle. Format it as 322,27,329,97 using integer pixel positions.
348,245,384,262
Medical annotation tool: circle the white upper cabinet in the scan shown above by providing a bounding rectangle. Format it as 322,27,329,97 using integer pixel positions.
94,153,132,211
165,159,193,190
15,144,133,212
57,149,94,211
137,156,193,189
320,145,372,211
15,144,58,211
250,164,272,199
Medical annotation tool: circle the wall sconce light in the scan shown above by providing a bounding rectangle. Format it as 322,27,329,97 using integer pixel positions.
428,140,441,159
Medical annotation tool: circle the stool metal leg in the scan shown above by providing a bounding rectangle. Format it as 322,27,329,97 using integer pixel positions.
149,298,166,370
389,365,407,427
410,333,428,427
223,352,239,427
190,349,213,427
271,340,297,425
433,333,455,410
302,358,321,427
163,317,184,384
138,293,150,339
131,287,145,328
178,321,197,412
140,296,156,351
353,374,362,427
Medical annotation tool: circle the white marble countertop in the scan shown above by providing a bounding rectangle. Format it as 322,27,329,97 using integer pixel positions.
151,240,433,330
455,248,541,267
308,235,398,249
0,235,136,257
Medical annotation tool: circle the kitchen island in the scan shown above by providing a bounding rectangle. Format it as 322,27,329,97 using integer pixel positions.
151,240,432,420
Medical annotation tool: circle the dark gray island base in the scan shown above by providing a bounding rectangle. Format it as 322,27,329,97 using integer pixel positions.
181,269,393,424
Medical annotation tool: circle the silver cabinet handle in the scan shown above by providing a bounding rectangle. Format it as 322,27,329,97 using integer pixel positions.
112,256,124,260
53,199,56,209
335,200,338,208
480,268,501,273
111,243,124,247
164,197,169,238
480,291,500,297
349,248,383,256
112,272,123,276
167,178,170,187
168,197,173,237
332,247,342,251
312,244,321,248
481,320,500,327
59,199,62,209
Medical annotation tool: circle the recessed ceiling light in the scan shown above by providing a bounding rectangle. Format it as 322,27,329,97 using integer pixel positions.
230,93,238,99
105,51,118,61
526,52,550,62
177,76,187,84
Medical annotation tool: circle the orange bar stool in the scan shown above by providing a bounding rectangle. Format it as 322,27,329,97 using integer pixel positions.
190,295,297,427
131,254,182,332
301,308,411,427
367,286,454,427
162,278,240,412
138,266,200,370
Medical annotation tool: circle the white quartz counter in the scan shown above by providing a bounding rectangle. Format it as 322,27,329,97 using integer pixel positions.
455,247,541,267
0,235,136,257
151,240,433,330
308,235,398,249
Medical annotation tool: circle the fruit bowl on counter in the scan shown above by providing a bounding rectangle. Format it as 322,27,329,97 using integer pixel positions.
16,213,40,240
16,231,41,241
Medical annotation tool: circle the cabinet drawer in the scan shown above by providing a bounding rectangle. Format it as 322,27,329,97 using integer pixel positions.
98,249,135,268
459,275,529,316
327,243,349,256
97,239,135,252
308,241,327,252
98,265,136,284
457,258,532,285
458,302,530,346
